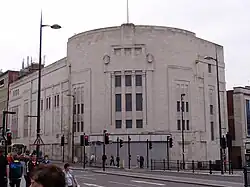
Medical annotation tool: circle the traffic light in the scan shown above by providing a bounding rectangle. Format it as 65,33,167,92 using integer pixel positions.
61,136,65,146
6,132,12,145
104,133,109,144
221,136,226,149
84,135,89,146
149,140,152,150
226,133,232,149
169,137,173,148
119,139,123,148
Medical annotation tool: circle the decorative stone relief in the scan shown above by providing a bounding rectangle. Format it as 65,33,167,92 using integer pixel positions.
103,55,110,65
146,53,154,63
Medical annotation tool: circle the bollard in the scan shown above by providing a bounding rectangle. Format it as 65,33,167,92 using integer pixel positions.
209,160,212,174
192,160,195,173
177,160,180,172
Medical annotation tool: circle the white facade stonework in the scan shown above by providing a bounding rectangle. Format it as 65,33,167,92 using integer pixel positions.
8,24,227,162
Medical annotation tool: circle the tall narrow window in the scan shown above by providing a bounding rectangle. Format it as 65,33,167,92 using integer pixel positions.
73,122,76,132
208,64,212,73
177,101,180,112
77,122,80,132
73,105,76,114
77,104,80,114
182,120,185,130
48,97,51,109
115,120,122,129
211,121,214,140
181,101,185,112
210,105,213,115
125,94,132,111
126,120,132,128
115,75,121,87
177,120,181,130
54,96,57,107
57,95,60,107
186,120,190,130
81,104,84,114
136,93,143,111
125,75,132,86
135,75,142,86
41,100,43,111
115,94,121,112
136,119,143,128
81,122,84,132
186,102,189,112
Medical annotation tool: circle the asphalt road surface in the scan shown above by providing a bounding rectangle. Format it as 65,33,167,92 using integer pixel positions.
74,170,201,187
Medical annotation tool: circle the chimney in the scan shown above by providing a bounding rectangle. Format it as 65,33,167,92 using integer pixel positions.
22,58,25,69
27,56,29,67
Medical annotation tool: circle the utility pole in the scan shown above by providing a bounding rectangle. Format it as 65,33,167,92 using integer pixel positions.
128,136,131,169
181,93,185,169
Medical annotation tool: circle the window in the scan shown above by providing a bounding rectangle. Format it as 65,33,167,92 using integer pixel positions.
177,101,180,112
46,97,51,110
48,97,51,109
77,104,80,114
115,94,122,112
211,121,214,140
136,93,143,111
210,105,213,115
125,75,132,86
136,119,143,128
115,120,122,128
41,99,43,111
186,102,189,112
177,120,181,130
57,95,59,107
81,104,84,114
181,101,185,112
125,94,132,111
186,120,190,130
135,75,142,86
115,75,121,87
182,120,185,130
73,105,76,114
0,79,4,87
208,64,212,73
73,122,76,132
54,96,57,107
126,120,132,128
81,122,84,132
77,122,80,132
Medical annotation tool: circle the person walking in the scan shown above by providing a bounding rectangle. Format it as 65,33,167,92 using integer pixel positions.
9,154,23,187
26,154,39,187
63,163,79,187
110,155,115,166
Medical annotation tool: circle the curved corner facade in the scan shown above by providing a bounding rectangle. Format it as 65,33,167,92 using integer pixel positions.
8,24,227,163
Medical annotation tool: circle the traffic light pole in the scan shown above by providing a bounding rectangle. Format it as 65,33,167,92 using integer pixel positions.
146,139,149,169
2,112,7,160
128,136,131,169
167,136,170,170
116,137,120,167
102,130,106,171
83,133,86,169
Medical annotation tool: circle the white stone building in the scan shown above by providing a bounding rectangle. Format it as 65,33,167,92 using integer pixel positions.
8,23,227,163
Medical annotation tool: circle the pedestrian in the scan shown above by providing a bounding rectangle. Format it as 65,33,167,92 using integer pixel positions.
9,154,23,187
30,164,65,187
42,155,50,165
110,155,115,166
26,154,39,187
63,163,79,187
139,156,144,168
0,150,8,187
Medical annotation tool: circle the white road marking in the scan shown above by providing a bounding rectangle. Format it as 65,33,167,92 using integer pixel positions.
83,183,104,187
77,176,96,180
131,180,166,186
109,181,141,187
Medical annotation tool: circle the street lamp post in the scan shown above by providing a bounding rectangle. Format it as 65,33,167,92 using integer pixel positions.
67,94,76,163
204,48,224,174
181,93,185,169
35,11,61,159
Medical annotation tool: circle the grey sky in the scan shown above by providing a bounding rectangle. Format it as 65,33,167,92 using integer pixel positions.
1,0,249,89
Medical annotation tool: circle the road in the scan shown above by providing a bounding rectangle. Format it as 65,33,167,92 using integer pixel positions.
74,170,202,187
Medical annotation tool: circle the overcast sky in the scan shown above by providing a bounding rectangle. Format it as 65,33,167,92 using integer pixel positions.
0,0,249,89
